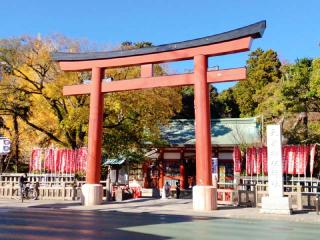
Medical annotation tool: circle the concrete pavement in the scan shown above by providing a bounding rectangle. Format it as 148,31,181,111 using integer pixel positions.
0,198,319,240
1,198,319,223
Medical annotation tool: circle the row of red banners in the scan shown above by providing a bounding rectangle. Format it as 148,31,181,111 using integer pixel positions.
233,145,317,176
29,148,88,174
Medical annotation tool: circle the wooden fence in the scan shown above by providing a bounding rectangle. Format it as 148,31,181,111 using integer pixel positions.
0,176,112,201
0,173,319,210
255,183,319,210
217,183,237,205
0,182,79,201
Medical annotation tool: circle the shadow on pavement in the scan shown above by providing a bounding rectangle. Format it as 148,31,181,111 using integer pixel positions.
28,201,82,209
108,198,159,204
0,206,221,240
27,198,191,211
27,198,163,210
291,209,315,215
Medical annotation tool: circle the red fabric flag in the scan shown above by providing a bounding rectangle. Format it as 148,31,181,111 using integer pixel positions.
257,147,262,175
61,149,67,174
55,149,62,173
251,147,257,174
77,148,83,172
67,149,74,173
83,147,88,171
31,148,41,172
262,146,268,175
30,147,89,174
288,146,296,174
310,144,317,177
282,145,289,174
74,149,79,173
71,150,75,173
296,145,304,175
65,149,71,173
29,149,36,172
77,148,82,172
233,146,241,173
45,148,54,173
246,148,252,175
302,145,310,176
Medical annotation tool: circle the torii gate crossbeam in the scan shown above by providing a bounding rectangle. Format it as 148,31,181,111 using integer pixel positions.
52,20,266,210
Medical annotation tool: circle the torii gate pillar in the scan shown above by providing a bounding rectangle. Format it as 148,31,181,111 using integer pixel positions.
193,55,216,210
81,67,104,205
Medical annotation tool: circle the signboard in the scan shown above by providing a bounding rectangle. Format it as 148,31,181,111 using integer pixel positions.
266,125,284,198
212,157,218,184
211,158,218,175
219,165,226,183
0,137,11,155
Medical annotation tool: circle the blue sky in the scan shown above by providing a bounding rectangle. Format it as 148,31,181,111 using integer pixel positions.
1,0,319,91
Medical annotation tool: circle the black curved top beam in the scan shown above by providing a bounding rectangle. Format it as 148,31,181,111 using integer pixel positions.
52,20,266,61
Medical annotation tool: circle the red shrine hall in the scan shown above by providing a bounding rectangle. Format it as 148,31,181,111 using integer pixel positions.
125,118,261,189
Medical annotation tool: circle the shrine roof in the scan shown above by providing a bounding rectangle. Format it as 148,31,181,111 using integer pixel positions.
52,20,266,61
103,158,126,165
160,117,261,146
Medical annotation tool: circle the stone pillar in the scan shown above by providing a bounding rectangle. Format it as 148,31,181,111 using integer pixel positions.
193,55,217,211
82,67,104,206
261,125,292,214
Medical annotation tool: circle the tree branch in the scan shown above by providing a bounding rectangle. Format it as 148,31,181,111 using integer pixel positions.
19,116,67,146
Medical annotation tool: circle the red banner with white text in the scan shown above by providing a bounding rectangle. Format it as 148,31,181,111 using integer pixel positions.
29,147,88,174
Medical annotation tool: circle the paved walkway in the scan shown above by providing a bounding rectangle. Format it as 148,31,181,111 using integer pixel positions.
1,198,319,223
0,198,319,239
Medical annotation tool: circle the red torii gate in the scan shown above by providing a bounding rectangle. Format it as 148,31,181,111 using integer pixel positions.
52,21,266,210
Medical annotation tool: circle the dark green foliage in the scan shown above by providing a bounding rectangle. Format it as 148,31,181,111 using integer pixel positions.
233,48,282,117
215,88,240,118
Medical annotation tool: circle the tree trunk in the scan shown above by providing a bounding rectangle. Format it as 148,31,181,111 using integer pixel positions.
300,111,308,140
0,156,3,174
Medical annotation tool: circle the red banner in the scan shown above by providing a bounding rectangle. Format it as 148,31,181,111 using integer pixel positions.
282,146,289,174
252,147,257,174
303,145,309,176
30,148,41,172
29,147,88,174
44,148,54,172
244,145,312,176
310,144,317,177
287,146,296,174
262,146,268,175
246,148,252,175
233,146,241,173
256,147,262,175
296,145,304,175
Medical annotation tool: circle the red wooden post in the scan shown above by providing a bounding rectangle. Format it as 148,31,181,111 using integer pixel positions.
87,67,104,184
194,55,212,186
141,64,153,78
180,149,186,189
159,149,164,188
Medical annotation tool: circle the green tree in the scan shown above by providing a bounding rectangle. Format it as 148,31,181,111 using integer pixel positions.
281,58,320,143
0,36,182,171
173,85,221,119
215,88,240,118
310,58,320,98
233,48,282,117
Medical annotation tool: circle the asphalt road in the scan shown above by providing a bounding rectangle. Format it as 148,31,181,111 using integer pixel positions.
0,206,319,240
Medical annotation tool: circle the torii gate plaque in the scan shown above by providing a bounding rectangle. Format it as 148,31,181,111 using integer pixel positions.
52,21,266,209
